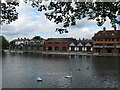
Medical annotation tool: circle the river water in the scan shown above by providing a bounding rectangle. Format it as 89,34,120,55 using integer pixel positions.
2,50,119,88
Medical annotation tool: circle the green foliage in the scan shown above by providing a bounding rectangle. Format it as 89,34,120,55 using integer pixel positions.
0,36,9,49
1,0,120,34
32,36,43,40
24,1,120,33
0,0,19,24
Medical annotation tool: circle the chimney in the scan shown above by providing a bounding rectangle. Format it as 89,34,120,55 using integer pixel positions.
103,27,106,31
114,26,116,30
103,27,106,33
83,38,85,41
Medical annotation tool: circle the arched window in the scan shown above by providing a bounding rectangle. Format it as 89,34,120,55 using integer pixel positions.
48,46,52,51
55,46,59,51
62,47,67,51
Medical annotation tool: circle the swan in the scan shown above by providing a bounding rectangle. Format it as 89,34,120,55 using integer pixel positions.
65,70,72,78
37,77,42,82
65,75,72,78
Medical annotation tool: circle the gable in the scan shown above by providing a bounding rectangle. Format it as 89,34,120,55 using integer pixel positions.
69,42,75,46
77,42,83,46
85,42,91,46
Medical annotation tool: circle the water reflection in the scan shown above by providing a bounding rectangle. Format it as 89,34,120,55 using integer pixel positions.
2,51,119,88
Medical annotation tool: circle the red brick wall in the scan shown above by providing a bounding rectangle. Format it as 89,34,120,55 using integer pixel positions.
45,38,77,51
45,41,69,51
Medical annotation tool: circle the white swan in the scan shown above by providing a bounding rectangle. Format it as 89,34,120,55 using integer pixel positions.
37,77,42,82
65,69,72,79
65,75,72,78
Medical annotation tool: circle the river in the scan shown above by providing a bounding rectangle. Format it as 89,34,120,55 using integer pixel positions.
2,50,119,88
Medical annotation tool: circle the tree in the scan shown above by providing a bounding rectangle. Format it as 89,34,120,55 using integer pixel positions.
32,36,43,40
0,36,9,49
1,0,120,34
0,0,19,24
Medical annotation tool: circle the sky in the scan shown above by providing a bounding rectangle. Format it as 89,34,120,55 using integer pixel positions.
1,0,118,41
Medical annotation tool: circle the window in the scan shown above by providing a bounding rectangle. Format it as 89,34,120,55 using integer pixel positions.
116,39,119,41
108,39,111,41
112,39,114,41
48,42,52,44
112,33,114,36
55,42,59,44
62,42,67,44
62,47,67,51
105,39,107,41
105,34,108,36
55,47,59,51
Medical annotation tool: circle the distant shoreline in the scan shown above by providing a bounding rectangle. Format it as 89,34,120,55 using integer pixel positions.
4,49,120,56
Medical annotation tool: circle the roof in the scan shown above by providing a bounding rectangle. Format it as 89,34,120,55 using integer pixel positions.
92,30,120,39
69,40,93,46
46,38,77,41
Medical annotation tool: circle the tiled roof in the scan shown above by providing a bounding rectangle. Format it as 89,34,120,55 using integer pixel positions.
46,38,77,41
92,30,120,39
69,40,93,47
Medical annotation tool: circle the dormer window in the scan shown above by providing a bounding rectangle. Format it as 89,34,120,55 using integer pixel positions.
112,33,114,36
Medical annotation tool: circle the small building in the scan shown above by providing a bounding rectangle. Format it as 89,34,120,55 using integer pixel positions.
92,27,120,53
9,36,45,51
45,38,93,52
9,38,30,50
45,38,77,51
69,38,93,52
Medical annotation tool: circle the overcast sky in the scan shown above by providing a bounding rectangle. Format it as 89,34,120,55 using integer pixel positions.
2,0,117,41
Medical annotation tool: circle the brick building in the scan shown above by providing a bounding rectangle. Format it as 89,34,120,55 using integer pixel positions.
69,39,93,52
45,38,93,52
9,36,45,51
45,38,77,51
92,27,120,53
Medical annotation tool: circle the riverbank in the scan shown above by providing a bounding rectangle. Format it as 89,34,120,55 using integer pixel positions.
7,50,120,56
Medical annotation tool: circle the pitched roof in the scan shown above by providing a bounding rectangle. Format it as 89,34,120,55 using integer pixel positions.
46,38,76,41
69,42,75,46
92,30,120,39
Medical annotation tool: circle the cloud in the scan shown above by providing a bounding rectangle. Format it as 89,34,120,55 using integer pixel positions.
2,1,113,41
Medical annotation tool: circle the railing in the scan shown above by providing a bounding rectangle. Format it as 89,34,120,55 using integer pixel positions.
104,45,115,48
93,45,103,48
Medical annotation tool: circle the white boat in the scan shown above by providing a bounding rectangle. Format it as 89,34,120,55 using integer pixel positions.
37,77,42,82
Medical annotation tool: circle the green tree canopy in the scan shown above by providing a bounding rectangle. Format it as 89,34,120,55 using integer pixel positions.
32,36,43,40
1,0,120,33
0,36,9,49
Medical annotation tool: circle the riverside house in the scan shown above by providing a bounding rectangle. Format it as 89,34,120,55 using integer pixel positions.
92,27,120,53
45,38,77,51
74,38,93,52
9,37,45,51
45,38,93,52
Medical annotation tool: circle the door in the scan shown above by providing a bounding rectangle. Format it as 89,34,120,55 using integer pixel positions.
79,47,82,51
55,46,59,51
71,46,75,51
87,47,91,52
37,46,40,50
62,47,67,51
48,46,52,51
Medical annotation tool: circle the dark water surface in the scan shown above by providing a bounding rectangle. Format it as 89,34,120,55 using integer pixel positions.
2,50,119,88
